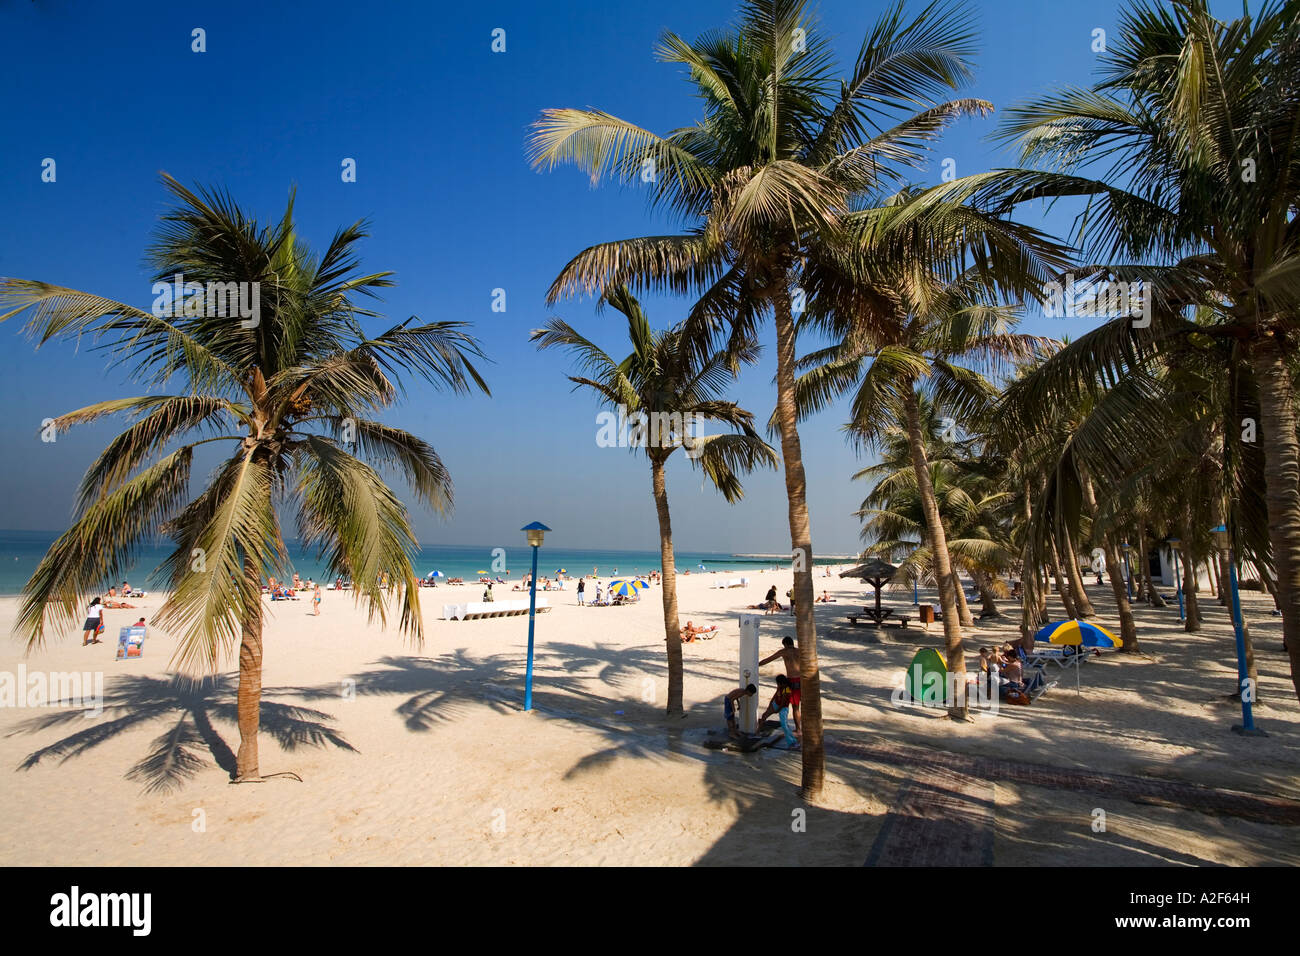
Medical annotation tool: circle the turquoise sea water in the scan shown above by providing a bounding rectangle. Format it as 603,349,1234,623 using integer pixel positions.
0,530,818,595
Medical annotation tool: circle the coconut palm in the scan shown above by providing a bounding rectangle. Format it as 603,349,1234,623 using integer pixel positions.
528,0,1073,781
854,397,1015,618
0,175,489,782
531,286,776,715
793,271,1054,713
936,0,1300,699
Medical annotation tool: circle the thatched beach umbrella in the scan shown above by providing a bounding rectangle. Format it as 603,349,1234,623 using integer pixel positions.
840,559,898,623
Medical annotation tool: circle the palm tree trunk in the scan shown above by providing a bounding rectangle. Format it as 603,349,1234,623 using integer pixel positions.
1102,537,1140,652
1062,524,1096,617
1181,518,1202,632
773,284,823,793
235,553,264,781
902,388,966,715
1139,526,1166,607
1048,537,1077,618
1077,467,1138,652
650,456,684,716
974,570,1001,618
953,566,974,626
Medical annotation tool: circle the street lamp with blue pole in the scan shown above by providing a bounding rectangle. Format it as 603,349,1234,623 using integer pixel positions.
1166,537,1185,623
1211,524,1265,736
521,521,550,712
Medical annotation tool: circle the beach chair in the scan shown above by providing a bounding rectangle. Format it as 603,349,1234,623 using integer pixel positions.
115,625,146,661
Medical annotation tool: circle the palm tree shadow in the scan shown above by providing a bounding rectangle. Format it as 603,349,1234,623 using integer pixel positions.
7,673,356,794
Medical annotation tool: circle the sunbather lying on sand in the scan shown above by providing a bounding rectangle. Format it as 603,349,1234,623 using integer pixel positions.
679,620,718,642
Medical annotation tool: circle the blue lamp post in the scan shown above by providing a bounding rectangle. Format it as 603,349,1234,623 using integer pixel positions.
521,521,550,712
1167,537,1185,623
912,572,919,606
1211,524,1264,736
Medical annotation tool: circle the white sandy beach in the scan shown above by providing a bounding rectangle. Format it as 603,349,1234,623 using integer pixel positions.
1,570,1297,866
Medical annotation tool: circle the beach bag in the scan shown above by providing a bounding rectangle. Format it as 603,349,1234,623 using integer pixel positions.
1004,689,1031,706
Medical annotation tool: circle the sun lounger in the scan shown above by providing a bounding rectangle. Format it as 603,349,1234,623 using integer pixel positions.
441,598,551,621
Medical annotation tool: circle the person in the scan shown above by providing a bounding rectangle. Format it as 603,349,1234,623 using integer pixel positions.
815,590,835,603
786,588,795,615
594,582,604,605
761,584,782,614
83,597,104,645
577,577,586,605
313,585,322,616
757,675,795,731
976,647,993,700
759,636,801,731
999,650,1026,697
724,684,757,736
680,620,715,642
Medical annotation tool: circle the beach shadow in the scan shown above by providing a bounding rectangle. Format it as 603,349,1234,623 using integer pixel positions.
6,673,355,793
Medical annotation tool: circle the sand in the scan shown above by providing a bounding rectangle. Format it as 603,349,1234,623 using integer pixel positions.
0,569,1296,866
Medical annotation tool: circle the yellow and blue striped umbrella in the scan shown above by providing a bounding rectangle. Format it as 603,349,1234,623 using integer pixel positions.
608,579,645,597
1033,619,1122,647
1032,619,1120,694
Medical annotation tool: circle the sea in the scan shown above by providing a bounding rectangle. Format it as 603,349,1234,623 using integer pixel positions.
0,529,824,595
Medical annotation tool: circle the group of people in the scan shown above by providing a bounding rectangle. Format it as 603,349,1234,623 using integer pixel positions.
748,584,785,614
723,636,802,742
976,643,1053,702
82,596,147,646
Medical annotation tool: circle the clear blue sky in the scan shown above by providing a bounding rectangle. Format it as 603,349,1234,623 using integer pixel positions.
0,0,1236,556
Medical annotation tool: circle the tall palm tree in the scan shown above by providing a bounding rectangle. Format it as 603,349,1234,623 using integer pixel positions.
794,276,1054,714
942,0,1300,700
854,397,1015,619
530,286,776,715
527,0,1066,784
0,175,489,782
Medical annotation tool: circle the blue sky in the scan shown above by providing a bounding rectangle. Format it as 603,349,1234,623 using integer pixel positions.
0,0,1233,556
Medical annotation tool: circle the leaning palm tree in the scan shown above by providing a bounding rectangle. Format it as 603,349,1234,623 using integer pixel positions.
531,286,777,715
526,0,1066,788
0,175,489,782
935,0,1300,700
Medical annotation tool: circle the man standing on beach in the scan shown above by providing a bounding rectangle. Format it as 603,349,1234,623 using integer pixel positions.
577,577,586,605
760,636,801,732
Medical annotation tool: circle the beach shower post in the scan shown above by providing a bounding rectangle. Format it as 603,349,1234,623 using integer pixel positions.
522,522,550,712
1211,524,1264,736
738,615,760,734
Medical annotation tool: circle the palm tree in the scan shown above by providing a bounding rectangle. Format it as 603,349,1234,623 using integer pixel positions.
854,399,1015,619
0,175,489,782
527,0,1066,785
794,275,1054,714
943,0,1300,700
530,286,776,715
